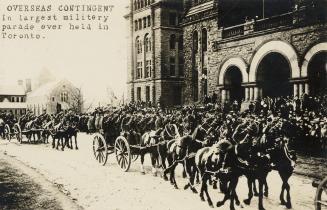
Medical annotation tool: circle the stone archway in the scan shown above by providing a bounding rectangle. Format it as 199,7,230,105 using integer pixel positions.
218,57,248,85
218,57,248,102
307,51,327,95
224,66,244,102
257,52,292,97
301,42,327,77
249,40,300,82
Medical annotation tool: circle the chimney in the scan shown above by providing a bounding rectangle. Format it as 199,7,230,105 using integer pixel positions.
17,80,23,86
25,79,32,93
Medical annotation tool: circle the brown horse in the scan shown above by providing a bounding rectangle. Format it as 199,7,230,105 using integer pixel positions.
163,125,209,193
195,142,241,210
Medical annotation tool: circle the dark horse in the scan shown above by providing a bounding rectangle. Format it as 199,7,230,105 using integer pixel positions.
50,122,68,151
195,141,241,210
163,125,209,193
251,120,297,209
65,115,80,150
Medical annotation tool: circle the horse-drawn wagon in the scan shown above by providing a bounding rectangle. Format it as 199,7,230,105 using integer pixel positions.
3,122,22,142
92,114,180,173
92,132,140,171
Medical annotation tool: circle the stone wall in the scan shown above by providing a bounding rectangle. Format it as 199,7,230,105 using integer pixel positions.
183,18,218,104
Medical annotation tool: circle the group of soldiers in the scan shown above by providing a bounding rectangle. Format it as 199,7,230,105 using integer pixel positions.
83,93,327,154
0,109,81,143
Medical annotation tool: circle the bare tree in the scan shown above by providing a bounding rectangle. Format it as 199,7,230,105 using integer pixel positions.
70,86,85,113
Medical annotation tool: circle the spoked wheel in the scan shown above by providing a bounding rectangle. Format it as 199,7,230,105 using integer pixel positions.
114,136,131,172
4,124,11,141
13,123,22,143
93,133,108,166
315,177,327,210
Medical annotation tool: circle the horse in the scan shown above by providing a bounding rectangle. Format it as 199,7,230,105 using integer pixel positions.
65,115,80,150
195,141,241,210
163,125,209,193
24,118,39,143
139,128,163,176
50,122,68,151
158,123,181,171
268,138,296,209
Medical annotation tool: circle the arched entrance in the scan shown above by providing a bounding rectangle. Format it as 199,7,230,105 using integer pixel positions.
257,52,292,97
308,52,327,95
224,66,244,101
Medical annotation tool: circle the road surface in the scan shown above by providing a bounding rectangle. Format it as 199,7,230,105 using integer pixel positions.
0,133,318,210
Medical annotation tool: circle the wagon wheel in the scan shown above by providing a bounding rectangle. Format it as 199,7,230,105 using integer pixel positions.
114,136,131,172
13,123,22,143
315,177,327,210
93,133,108,166
4,124,11,141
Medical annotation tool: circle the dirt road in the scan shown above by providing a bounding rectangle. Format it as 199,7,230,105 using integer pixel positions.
0,133,318,210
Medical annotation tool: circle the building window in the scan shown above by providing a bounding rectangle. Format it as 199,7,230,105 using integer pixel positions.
144,34,151,52
193,31,198,54
137,87,141,101
135,20,138,31
169,13,177,26
147,16,151,27
202,28,208,52
60,92,68,102
136,62,143,79
146,86,150,102
143,17,147,28
179,56,184,76
170,34,176,50
145,60,152,78
178,35,183,50
138,19,142,30
170,57,176,76
136,37,142,54
52,97,55,102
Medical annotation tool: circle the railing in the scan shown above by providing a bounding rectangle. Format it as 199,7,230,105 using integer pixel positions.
222,24,244,38
255,12,293,31
221,12,294,39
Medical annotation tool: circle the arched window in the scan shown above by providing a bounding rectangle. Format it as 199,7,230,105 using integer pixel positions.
144,0,148,7
136,36,142,54
193,31,198,54
137,0,141,10
134,0,137,10
144,34,151,52
170,34,176,50
143,17,147,28
140,0,144,8
147,16,151,27
178,35,183,50
138,19,142,30
202,28,207,52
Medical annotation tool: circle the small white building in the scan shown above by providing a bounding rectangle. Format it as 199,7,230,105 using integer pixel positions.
27,79,82,115
0,81,27,116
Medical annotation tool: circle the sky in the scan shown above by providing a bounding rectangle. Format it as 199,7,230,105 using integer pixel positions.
0,0,129,104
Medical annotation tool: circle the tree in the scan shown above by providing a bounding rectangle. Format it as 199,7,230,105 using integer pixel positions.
70,86,86,113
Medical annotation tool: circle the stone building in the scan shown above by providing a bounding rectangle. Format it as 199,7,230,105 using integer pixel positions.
125,0,185,106
126,0,327,106
183,0,327,104
27,80,82,115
